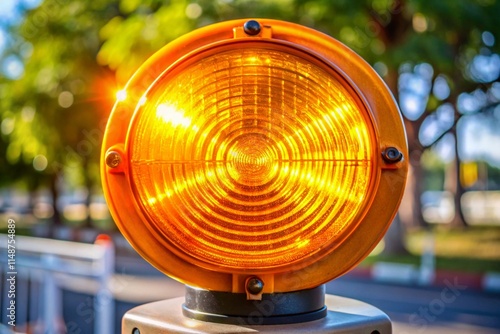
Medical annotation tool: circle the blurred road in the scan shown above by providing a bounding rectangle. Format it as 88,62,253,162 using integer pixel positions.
326,278,500,334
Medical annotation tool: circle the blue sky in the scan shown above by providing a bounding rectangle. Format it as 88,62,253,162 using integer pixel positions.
0,0,18,56
0,0,40,79
0,0,41,35
0,0,39,26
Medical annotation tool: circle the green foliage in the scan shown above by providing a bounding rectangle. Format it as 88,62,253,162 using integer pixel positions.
364,225,500,272
1,0,119,190
98,0,197,83
97,0,298,82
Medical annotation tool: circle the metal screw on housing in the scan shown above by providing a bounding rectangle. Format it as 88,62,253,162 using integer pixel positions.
243,20,261,36
106,151,122,168
382,147,403,163
246,276,264,295
132,328,140,334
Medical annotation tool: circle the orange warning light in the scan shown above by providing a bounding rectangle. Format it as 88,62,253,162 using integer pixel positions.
101,19,408,293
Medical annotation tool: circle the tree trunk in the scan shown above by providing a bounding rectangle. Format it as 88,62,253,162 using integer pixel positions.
82,157,93,229
396,112,427,228
382,214,409,255
399,150,427,228
447,130,467,228
381,68,419,254
50,173,62,234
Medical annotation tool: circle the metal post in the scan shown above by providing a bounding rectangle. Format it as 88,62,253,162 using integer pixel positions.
418,231,435,286
94,235,115,334
0,234,115,334
41,254,61,334
122,294,392,334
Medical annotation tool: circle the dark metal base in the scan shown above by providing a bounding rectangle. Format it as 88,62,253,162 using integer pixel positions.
183,285,327,325
122,294,392,333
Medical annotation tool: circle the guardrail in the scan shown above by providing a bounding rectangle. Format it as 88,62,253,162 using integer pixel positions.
0,234,114,334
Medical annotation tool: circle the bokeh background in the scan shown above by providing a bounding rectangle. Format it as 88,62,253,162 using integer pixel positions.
1,0,500,333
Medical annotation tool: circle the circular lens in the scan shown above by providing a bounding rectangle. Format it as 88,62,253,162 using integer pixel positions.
128,45,376,270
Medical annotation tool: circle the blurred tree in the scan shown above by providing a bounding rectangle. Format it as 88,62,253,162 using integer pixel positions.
3,0,500,245
288,0,500,230
96,0,500,251
96,0,296,83
1,0,120,228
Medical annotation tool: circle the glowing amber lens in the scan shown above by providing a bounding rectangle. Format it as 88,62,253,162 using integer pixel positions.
129,47,374,270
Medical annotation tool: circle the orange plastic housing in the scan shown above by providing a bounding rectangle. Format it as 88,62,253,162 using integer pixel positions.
101,19,408,293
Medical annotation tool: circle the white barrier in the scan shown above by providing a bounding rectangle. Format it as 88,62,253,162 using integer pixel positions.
0,234,114,334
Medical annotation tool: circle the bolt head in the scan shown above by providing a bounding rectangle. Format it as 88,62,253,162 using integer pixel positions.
106,151,122,168
382,147,403,163
246,277,264,295
243,20,261,36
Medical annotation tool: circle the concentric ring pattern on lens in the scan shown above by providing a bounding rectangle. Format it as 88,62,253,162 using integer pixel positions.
129,47,374,270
